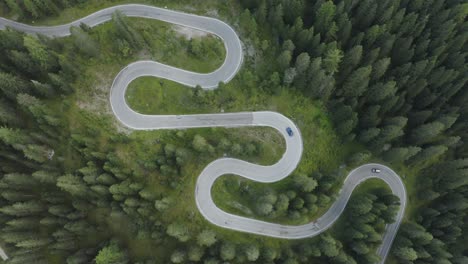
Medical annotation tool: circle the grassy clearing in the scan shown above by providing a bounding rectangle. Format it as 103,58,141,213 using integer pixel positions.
19,0,372,259
60,15,225,120
125,75,342,169
85,16,225,72
384,163,421,221
1,1,425,262
118,128,291,254
125,78,205,115
125,74,345,225
131,18,225,73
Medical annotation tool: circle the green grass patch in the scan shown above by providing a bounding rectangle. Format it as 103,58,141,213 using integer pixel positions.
125,77,205,114
58,15,225,121
18,0,354,259
87,16,224,73
129,17,225,73
125,74,343,170
124,74,345,225
2,0,238,25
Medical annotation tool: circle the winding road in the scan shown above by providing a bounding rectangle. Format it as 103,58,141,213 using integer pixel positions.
0,4,406,263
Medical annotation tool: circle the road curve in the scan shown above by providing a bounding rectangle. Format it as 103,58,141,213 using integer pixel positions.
0,4,405,263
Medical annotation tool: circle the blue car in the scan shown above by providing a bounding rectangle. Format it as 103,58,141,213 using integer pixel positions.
286,127,294,137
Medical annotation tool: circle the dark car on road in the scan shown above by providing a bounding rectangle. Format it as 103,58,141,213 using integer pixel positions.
371,168,381,173
286,127,293,137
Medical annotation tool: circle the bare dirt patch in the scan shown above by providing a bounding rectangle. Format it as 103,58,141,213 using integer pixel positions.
172,25,210,39
75,66,133,134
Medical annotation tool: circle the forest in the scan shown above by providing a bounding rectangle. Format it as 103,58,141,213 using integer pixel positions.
0,0,466,263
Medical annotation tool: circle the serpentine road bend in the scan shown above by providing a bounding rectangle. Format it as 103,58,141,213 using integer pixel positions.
0,4,406,263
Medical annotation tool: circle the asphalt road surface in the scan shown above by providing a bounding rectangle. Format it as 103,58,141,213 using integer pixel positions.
0,4,406,263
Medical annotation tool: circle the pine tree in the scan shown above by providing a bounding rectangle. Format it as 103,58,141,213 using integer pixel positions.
7,253,45,264
277,50,292,71
166,223,190,242
23,0,41,18
408,145,448,166
240,9,257,38
361,105,383,128
170,249,186,263
2,190,35,202
332,102,358,137
267,3,285,35
371,124,405,150
323,47,343,74
112,11,144,50
32,170,58,184
220,242,236,261
16,238,51,248
70,27,99,57
56,174,90,197
339,45,363,79
341,66,372,97
23,35,56,71
366,81,397,102
295,52,310,74
0,127,31,151
5,217,39,230
187,246,204,261
2,173,39,188
5,0,24,17
256,201,273,216
0,200,45,216
409,122,445,145
0,100,19,125
264,246,280,261
383,147,421,163
197,229,217,247
319,233,340,257
293,174,318,192
0,72,32,100
8,50,40,77
371,58,391,81
17,93,60,127
305,58,335,100
337,14,352,44
314,1,336,39
1,231,32,243
23,144,51,163
95,241,128,264
283,67,297,86
358,128,381,143
244,244,260,261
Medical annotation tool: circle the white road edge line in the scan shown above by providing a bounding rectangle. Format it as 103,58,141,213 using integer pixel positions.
0,5,406,264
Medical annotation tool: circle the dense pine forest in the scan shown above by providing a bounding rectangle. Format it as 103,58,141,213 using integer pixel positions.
238,0,467,263
0,0,466,263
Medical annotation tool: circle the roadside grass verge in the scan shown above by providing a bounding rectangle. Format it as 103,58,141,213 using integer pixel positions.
12,0,422,260
359,157,422,222
0,0,239,25
45,21,413,262
57,15,225,119
125,78,207,115
330,178,394,259
124,74,345,225
81,16,225,73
